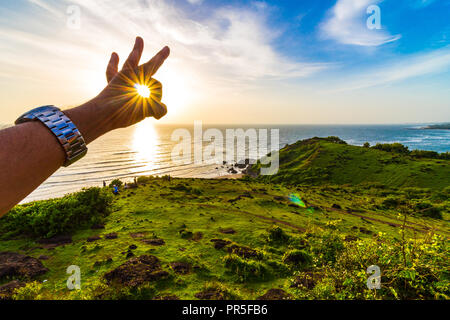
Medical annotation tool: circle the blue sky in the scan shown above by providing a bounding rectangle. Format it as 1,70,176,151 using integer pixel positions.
0,0,449,124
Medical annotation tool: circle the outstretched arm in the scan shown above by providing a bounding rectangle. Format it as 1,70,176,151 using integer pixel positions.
0,37,170,216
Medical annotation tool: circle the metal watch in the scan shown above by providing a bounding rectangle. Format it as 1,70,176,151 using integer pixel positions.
15,105,88,167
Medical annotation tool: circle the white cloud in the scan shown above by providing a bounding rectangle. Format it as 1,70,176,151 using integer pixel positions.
4,0,325,86
186,0,204,4
328,47,450,91
320,0,400,46
0,0,328,122
411,0,437,9
27,0,64,18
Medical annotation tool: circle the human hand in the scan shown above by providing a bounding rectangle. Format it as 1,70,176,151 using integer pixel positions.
95,36,170,129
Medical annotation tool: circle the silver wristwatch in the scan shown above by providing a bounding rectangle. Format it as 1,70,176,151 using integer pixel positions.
15,105,88,167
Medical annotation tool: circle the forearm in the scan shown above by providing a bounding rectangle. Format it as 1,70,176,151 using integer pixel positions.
0,99,110,216
0,37,169,216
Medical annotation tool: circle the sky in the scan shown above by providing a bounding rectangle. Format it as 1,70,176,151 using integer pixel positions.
0,0,449,124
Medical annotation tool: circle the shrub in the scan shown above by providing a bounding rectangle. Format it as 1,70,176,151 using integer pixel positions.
137,176,153,184
223,254,269,282
109,179,123,188
282,249,313,269
324,136,347,145
0,188,113,239
372,143,409,154
438,152,450,160
410,150,439,159
414,202,443,219
267,226,290,245
382,197,403,209
312,232,345,264
363,142,370,148
401,187,431,200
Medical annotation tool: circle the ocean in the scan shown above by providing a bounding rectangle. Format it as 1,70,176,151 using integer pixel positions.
6,122,448,203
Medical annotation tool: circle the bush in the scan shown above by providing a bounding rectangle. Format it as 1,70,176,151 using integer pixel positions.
382,197,404,209
372,143,409,154
363,142,370,148
324,136,347,145
137,176,153,184
109,179,123,188
267,226,290,245
223,254,269,282
0,188,113,239
312,232,345,264
410,150,439,159
414,202,443,219
282,249,312,269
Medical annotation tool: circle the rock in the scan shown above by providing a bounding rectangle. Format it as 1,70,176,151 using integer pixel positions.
344,235,359,242
195,288,227,300
290,273,323,290
220,228,236,235
141,238,165,246
257,289,293,300
38,255,50,260
0,280,26,300
226,244,259,259
274,196,285,201
126,251,135,259
192,232,203,241
37,235,72,249
332,203,342,209
235,162,247,169
211,239,231,250
130,232,146,238
283,251,311,265
227,168,238,174
87,235,101,242
129,244,137,250
154,295,180,300
104,255,169,287
359,227,373,235
0,252,48,280
104,233,118,240
170,262,191,275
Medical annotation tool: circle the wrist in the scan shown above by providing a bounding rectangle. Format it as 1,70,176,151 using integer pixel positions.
64,97,113,144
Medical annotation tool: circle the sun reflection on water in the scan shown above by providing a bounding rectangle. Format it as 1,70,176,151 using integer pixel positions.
132,118,159,173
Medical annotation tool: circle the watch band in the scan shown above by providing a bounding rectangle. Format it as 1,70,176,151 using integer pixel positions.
15,106,88,167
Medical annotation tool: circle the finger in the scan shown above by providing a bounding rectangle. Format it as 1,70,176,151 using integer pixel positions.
142,46,170,77
122,36,144,71
150,100,167,120
106,52,119,83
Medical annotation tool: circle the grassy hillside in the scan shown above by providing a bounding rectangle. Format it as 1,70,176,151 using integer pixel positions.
0,138,448,300
0,177,448,300
253,137,450,190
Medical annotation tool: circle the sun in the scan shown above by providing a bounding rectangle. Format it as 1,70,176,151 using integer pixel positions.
134,84,151,98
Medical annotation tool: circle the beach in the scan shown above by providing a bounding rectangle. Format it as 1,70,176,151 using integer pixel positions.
20,122,450,203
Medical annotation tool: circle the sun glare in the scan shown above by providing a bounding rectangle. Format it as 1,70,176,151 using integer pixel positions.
132,118,159,172
135,84,151,98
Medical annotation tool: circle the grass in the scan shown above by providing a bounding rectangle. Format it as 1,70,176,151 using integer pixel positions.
0,138,449,300
254,137,450,190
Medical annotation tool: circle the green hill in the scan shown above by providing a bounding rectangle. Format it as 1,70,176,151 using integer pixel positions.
253,137,450,190
0,138,449,301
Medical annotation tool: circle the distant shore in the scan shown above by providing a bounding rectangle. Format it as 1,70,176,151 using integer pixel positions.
422,124,450,130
